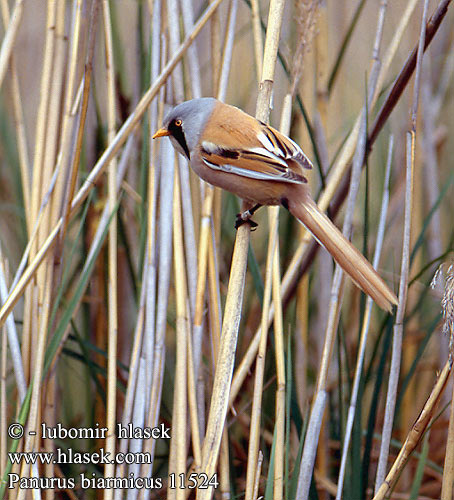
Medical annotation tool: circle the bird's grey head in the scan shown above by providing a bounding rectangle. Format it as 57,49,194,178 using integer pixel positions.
162,98,217,159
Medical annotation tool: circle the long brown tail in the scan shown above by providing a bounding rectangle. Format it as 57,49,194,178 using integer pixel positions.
289,198,398,312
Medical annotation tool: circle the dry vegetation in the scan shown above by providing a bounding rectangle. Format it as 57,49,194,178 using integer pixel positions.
0,0,454,499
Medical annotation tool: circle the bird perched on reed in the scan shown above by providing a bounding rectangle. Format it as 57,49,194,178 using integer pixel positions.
153,98,397,312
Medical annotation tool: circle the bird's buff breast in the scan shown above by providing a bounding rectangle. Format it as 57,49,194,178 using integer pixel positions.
190,154,301,206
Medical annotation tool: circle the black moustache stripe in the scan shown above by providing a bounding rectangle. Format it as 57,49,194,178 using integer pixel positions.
169,121,190,159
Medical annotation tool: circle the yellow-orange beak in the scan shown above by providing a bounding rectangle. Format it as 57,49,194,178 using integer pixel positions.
152,127,171,139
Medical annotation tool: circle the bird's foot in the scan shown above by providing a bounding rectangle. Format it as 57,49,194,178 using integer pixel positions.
235,204,262,230
235,213,258,230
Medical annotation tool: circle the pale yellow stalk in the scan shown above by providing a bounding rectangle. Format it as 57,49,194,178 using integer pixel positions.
441,373,454,499
168,167,189,500
0,0,30,227
272,216,285,500
102,1,118,497
244,207,278,500
53,0,84,246
197,223,250,500
0,262,7,478
0,0,24,92
250,0,263,80
17,261,53,500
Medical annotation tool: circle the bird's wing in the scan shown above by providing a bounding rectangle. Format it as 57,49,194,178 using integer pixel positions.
200,140,307,184
199,102,313,183
256,123,313,171
200,124,313,184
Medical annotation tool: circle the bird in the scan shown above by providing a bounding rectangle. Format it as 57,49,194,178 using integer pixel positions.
153,97,397,312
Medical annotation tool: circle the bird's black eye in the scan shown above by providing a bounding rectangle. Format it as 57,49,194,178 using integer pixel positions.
175,119,182,127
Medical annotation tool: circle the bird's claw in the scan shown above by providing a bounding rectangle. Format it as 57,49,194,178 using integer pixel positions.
235,211,258,231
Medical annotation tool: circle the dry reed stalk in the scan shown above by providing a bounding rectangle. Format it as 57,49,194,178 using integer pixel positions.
295,270,345,500
272,218,285,500
218,0,238,102
186,315,202,469
295,272,309,411
41,5,67,493
269,94,292,500
169,167,189,500
114,282,146,495
0,0,24,92
375,0,430,489
60,0,99,255
421,69,444,259
202,227,228,494
213,428,228,496
250,0,263,80
141,139,175,498
294,27,313,407
178,156,198,315
439,265,454,496
374,132,414,491
193,186,214,356
244,207,279,500
207,228,222,360
167,0,184,102
441,375,454,499
0,0,30,224
54,0,84,251
210,0,221,101
0,252,26,402
137,7,164,494
252,450,263,500
0,0,227,331
336,135,394,500
22,6,58,424
29,0,57,245
103,0,118,496
17,260,53,500
206,230,221,391
180,0,202,99
401,146,423,489
197,224,250,500
0,261,7,479
43,371,56,500
311,0,329,178
192,185,213,440
373,359,452,500
310,2,330,488
314,0,327,124
44,0,66,227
